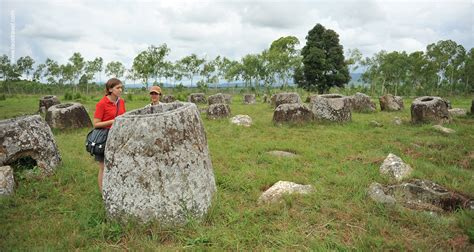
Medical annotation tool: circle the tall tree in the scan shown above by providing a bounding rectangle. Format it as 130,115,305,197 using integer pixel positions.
179,54,204,87
0,54,11,81
45,58,60,84
298,23,350,93
462,48,474,92
16,56,35,80
269,36,301,88
426,40,466,93
105,61,125,79
33,63,46,82
69,52,85,85
133,51,153,89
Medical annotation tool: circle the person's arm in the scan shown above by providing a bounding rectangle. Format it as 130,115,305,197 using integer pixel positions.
93,118,114,128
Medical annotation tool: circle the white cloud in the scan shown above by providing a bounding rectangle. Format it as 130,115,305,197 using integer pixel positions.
0,0,471,72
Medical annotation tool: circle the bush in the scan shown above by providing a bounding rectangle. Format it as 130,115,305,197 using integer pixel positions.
126,93,133,101
0,94,6,100
74,92,82,100
64,92,73,100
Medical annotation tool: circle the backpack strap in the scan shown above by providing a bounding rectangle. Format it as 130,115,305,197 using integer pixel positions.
115,98,120,117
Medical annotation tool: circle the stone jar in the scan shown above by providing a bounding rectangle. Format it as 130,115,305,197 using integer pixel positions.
103,102,216,225
379,94,404,111
46,103,92,129
0,115,61,175
311,94,352,122
271,92,302,108
411,96,451,124
39,95,60,113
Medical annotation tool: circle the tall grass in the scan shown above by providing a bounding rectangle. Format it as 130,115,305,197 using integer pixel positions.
0,93,473,250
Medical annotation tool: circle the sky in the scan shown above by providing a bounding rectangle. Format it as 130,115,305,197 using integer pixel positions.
0,0,472,72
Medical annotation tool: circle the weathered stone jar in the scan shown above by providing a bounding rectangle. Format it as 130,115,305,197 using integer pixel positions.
0,115,61,175
39,95,60,113
411,96,451,124
46,103,92,129
271,92,302,108
103,102,216,225
311,94,352,122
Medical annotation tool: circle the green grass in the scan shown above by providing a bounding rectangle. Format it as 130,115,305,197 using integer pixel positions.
0,93,473,250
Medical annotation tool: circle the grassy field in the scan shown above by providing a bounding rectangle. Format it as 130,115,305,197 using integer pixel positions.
0,92,473,250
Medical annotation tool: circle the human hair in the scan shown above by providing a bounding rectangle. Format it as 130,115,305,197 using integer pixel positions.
105,78,123,95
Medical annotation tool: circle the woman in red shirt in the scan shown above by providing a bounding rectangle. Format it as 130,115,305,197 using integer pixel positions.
93,78,126,192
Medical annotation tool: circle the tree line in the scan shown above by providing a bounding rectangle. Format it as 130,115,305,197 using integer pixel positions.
0,23,472,96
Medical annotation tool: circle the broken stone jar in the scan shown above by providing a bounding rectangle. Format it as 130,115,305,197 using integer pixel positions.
102,102,216,225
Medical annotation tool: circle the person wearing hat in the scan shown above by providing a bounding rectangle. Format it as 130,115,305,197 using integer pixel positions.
146,86,162,107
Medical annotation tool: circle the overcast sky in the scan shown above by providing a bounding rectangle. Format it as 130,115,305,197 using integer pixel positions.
0,0,472,70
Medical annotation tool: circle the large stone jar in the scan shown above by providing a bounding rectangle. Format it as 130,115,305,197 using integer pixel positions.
103,102,216,225
311,94,352,122
46,103,92,129
411,96,451,124
0,115,61,175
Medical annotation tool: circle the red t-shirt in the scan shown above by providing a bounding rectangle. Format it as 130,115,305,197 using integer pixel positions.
94,96,126,129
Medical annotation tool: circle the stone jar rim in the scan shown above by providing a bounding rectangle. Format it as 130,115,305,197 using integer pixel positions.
118,102,195,119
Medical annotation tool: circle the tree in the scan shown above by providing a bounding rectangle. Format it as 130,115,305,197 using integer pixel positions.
426,40,466,93
298,23,350,93
44,58,60,84
462,48,474,92
60,63,74,85
105,61,125,79
268,36,301,88
345,48,363,73
69,52,85,85
33,63,46,82
0,54,11,81
132,51,153,89
149,44,170,83
179,54,204,87
200,57,219,89
16,56,35,80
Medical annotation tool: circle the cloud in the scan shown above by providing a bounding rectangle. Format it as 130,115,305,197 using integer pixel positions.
0,0,471,73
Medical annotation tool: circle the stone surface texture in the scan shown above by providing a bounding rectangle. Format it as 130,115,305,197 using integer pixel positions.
0,115,61,175
230,115,252,127
379,94,404,111
161,95,176,103
267,150,297,158
379,153,412,181
347,92,376,112
208,93,230,105
271,92,302,108
243,94,256,104
369,179,473,212
187,93,207,104
258,181,313,204
103,102,216,225
432,125,455,134
310,94,352,122
0,165,14,196
368,182,396,205
223,94,232,104
46,103,92,129
207,103,231,119
411,96,451,124
39,95,60,113
448,108,467,117
273,103,313,124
